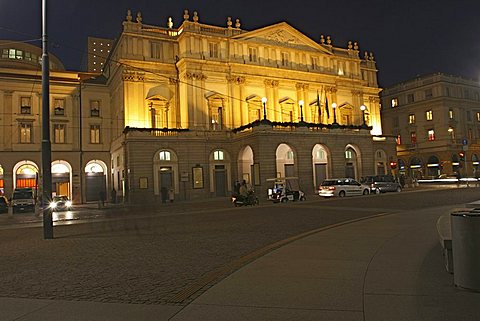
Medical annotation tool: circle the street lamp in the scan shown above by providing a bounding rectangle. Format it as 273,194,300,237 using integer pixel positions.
299,100,304,122
261,97,267,120
332,102,338,125
360,104,366,126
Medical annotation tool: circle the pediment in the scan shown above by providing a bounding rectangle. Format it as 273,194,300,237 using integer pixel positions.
232,22,332,55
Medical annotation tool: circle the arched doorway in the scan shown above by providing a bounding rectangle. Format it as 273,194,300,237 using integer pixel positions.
451,154,461,176
0,165,4,195
84,160,107,202
427,155,440,178
209,149,231,197
238,145,254,184
276,143,295,177
410,157,423,179
312,144,329,188
51,160,72,198
472,154,479,177
153,149,179,199
375,149,387,175
345,145,360,180
398,159,407,176
14,161,38,188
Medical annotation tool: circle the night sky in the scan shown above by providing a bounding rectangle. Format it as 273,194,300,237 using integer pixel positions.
1,0,479,87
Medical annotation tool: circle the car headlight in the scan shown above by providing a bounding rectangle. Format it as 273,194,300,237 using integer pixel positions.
65,201,72,207
49,202,57,209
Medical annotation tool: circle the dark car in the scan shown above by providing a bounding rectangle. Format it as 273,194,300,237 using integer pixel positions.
361,175,402,194
50,195,73,211
0,196,8,213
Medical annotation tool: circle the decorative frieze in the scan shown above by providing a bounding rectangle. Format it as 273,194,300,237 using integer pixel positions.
122,71,145,82
226,75,245,85
295,83,309,90
184,72,207,81
264,79,279,88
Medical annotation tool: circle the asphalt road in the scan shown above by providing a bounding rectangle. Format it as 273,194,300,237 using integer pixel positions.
0,187,479,306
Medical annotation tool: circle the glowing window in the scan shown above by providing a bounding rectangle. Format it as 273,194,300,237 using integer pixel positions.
345,150,353,159
159,151,171,161
449,109,454,119
426,110,433,121
391,98,398,108
286,151,294,160
214,150,224,161
428,129,435,141
408,114,415,124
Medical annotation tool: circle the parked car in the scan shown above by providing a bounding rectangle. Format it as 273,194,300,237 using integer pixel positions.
0,196,8,213
11,187,36,213
49,195,73,211
361,175,402,194
318,178,370,197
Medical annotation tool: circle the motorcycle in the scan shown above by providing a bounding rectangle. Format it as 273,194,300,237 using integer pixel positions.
231,190,259,207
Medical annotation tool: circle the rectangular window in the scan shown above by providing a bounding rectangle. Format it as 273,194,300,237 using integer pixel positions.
396,134,401,145
248,47,257,62
90,100,100,117
407,93,414,103
467,111,472,121
150,42,162,59
2,49,8,59
19,123,32,143
20,97,31,114
426,110,433,121
208,42,219,58
428,129,435,141
90,125,101,144
408,114,415,124
16,50,23,60
449,109,454,119
391,98,398,107
53,98,65,116
281,52,289,66
425,88,432,99
53,124,65,143
9,49,15,59
477,112,480,122
446,87,450,97
410,132,417,144
311,56,318,70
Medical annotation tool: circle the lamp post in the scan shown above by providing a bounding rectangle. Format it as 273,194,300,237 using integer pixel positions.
41,0,53,239
332,102,338,125
299,100,304,122
261,97,267,120
360,104,366,126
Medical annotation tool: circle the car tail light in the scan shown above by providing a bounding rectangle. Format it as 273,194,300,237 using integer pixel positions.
328,186,336,190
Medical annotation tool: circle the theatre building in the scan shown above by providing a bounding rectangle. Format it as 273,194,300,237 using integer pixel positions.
0,10,396,203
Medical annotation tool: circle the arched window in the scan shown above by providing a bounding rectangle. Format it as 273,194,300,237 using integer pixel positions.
159,151,171,161
214,150,224,161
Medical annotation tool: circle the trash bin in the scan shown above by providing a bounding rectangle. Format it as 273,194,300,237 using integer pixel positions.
451,209,480,291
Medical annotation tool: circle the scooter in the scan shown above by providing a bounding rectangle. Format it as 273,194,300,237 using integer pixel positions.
231,191,259,206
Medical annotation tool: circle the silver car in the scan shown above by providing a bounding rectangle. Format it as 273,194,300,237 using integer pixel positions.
318,178,370,197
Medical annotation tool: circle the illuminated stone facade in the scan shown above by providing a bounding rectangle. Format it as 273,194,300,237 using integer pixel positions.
0,10,396,203
381,73,480,179
106,10,395,202
0,41,111,202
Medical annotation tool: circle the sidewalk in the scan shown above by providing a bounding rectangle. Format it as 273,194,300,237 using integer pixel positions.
1,204,479,320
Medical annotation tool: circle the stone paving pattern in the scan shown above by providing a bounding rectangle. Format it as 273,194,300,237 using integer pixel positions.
1,188,479,306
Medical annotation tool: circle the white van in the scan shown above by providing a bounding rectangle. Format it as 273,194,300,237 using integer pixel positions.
11,188,36,213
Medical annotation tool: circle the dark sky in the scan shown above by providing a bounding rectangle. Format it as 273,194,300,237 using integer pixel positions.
1,0,479,87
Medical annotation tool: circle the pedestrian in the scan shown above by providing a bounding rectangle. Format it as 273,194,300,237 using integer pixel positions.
161,187,168,204
168,188,174,203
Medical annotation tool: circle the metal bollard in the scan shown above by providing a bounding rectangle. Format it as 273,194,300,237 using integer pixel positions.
451,210,480,291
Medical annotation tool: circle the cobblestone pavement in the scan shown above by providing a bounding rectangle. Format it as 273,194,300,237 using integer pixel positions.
0,187,479,306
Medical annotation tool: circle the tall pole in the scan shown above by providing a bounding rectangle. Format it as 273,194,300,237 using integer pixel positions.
42,0,53,239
